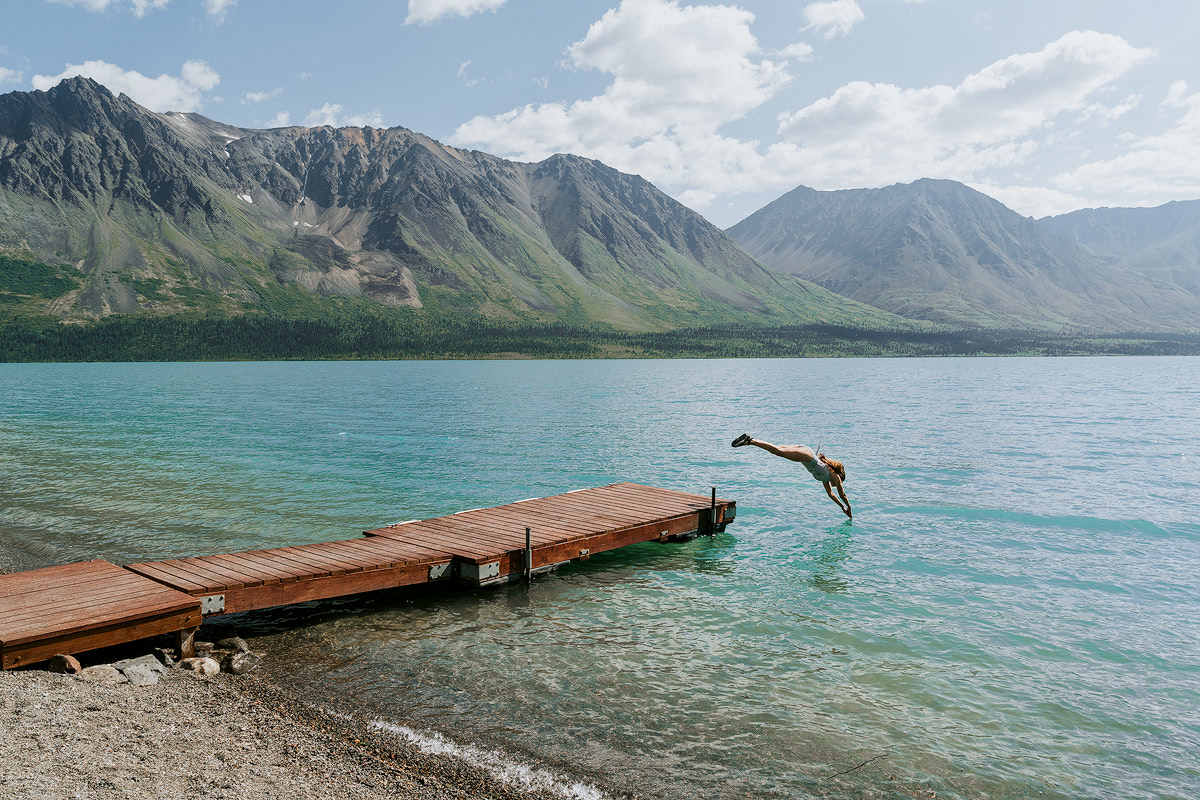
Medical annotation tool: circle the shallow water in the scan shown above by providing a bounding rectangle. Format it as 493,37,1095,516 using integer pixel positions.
2,357,1198,799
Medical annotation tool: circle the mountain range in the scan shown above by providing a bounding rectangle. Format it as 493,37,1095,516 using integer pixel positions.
0,78,891,333
1039,201,1200,301
1,78,1197,338
727,180,1200,331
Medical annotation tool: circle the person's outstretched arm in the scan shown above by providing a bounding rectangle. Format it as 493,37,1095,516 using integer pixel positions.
825,480,852,519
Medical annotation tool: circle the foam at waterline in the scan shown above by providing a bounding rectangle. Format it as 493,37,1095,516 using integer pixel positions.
369,719,608,800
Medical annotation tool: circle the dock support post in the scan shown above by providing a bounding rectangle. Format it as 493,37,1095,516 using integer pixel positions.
176,626,197,660
525,527,532,584
709,487,717,536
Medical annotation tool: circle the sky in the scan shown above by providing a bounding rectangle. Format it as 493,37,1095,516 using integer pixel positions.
4,0,1199,227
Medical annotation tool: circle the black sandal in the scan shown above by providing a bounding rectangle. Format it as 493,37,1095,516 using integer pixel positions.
731,434,752,447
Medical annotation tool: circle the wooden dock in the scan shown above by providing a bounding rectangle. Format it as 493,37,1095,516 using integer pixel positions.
0,560,202,671
1,483,735,669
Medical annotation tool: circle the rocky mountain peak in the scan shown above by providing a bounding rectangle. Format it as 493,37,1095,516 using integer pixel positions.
728,178,1200,330
1,79,887,330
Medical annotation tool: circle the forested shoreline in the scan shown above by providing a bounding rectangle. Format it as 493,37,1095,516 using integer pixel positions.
1,308,1196,361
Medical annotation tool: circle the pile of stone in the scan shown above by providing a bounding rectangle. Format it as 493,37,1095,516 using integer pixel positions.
47,637,263,685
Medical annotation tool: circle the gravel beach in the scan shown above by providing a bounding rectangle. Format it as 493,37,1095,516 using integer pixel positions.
1,555,592,800
0,663,575,800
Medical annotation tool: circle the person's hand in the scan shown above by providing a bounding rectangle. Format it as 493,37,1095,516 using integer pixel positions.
843,505,853,519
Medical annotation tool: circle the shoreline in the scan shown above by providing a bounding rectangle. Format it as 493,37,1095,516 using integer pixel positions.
1,554,608,800
0,659,592,800
0,535,55,577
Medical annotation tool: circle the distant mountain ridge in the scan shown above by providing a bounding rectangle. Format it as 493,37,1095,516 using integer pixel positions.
1039,201,1200,298
728,179,1200,331
0,78,894,331
3,78,1196,338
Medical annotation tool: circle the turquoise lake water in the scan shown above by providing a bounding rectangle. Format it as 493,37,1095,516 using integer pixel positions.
1,357,1198,799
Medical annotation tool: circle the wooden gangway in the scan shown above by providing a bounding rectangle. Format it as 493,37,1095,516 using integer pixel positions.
1,483,735,669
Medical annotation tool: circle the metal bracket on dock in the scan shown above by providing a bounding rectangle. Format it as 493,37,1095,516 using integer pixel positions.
657,529,700,543
429,563,451,581
578,548,590,561
200,594,226,615
458,560,501,585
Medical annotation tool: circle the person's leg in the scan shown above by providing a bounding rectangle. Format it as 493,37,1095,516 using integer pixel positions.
749,439,815,463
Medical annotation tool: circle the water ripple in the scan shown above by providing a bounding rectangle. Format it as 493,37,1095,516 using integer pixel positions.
3,357,1199,799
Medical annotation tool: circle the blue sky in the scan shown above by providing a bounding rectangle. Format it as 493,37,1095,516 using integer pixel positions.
4,0,1198,227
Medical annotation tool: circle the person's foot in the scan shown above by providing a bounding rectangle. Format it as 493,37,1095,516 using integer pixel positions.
731,434,752,447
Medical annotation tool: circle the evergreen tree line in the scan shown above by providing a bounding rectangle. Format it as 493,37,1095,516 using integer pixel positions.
1,307,1197,362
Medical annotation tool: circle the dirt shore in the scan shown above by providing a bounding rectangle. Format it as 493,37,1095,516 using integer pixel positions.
0,663,574,800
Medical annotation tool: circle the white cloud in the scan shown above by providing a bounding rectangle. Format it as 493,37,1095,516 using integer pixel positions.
775,42,815,61
0,66,22,86
203,0,234,22
1164,80,1189,108
1050,84,1200,205
31,59,221,112
45,0,232,18
970,182,1089,219
44,0,112,10
802,0,864,39
180,59,219,91
1078,94,1140,124
130,0,169,16
452,0,789,163
773,31,1155,187
405,0,506,25
349,111,384,127
303,103,383,128
241,87,283,104
457,61,483,87
305,103,342,126
676,188,717,209
450,0,798,218
264,111,291,128
453,20,1165,222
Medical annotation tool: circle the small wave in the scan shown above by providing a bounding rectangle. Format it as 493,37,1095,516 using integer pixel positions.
368,719,607,800
876,505,1179,538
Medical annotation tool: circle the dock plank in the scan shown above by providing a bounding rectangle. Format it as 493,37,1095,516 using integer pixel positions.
381,507,598,543
369,524,506,558
217,552,301,584
349,537,455,564
0,561,200,669
449,507,601,539
125,560,214,593
254,546,347,577
1,582,174,630
386,518,525,553
277,542,366,573
168,558,248,591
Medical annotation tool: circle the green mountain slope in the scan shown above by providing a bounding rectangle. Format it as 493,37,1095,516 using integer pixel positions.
0,78,898,333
